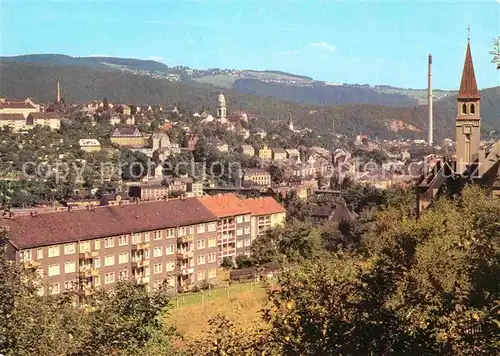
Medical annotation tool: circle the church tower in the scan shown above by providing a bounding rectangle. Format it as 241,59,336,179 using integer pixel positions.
217,93,227,123
287,115,294,132
455,38,480,174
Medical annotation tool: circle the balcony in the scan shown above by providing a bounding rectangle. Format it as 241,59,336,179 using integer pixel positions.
217,236,236,245
177,235,194,244
132,242,151,250
177,250,194,259
23,260,41,269
79,267,99,278
218,249,236,257
181,267,195,275
78,251,100,259
132,259,150,269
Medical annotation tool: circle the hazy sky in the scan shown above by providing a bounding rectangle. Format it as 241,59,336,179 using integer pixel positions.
1,0,499,89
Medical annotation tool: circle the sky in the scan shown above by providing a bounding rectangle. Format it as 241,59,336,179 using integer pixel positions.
1,0,499,89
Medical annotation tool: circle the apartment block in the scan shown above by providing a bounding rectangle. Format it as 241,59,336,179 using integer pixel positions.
242,197,286,240
198,194,253,262
3,198,219,296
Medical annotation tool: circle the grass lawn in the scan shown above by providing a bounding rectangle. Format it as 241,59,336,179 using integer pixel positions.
167,280,271,350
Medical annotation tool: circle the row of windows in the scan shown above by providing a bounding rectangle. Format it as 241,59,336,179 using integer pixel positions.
21,235,220,261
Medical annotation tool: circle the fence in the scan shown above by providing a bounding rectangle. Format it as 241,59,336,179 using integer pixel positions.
171,279,275,309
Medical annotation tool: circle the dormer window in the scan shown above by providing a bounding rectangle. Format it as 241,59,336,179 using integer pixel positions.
462,103,467,114
470,103,475,114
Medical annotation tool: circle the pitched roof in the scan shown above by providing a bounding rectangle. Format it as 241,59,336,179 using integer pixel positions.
0,102,36,109
2,198,217,249
244,168,270,176
197,193,251,218
458,42,480,99
111,126,141,136
242,197,285,216
272,148,287,154
28,112,62,119
0,114,26,121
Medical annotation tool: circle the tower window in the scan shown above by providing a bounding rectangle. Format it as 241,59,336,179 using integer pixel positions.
470,103,475,114
462,103,467,114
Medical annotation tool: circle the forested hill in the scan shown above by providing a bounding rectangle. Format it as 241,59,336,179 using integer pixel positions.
1,60,499,139
232,78,419,107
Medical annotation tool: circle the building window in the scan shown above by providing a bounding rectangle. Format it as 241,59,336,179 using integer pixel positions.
166,261,175,272
118,270,128,280
236,216,243,223
104,237,114,248
64,280,76,291
244,226,251,234
197,239,206,250
208,222,216,232
189,226,195,235
118,253,129,264
208,238,216,248
94,240,100,250
20,250,32,262
94,275,100,286
94,257,100,268
151,247,161,258
48,246,60,258
165,245,175,255
48,264,60,276
197,255,206,265
237,228,243,236
167,277,175,288
37,248,43,259
208,253,216,263
153,263,163,274
132,233,141,244
197,270,205,281
237,240,243,248
197,224,205,233
64,243,76,255
104,255,115,266
470,103,475,114
462,103,467,114
49,283,60,295
244,238,251,247
118,235,128,246
178,227,186,236
79,241,90,253
208,268,217,278
153,231,162,241
244,215,250,222
166,228,175,238
104,272,115,284
144,232,150,242
64,261,76,273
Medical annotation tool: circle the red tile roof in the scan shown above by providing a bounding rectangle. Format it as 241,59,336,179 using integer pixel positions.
0,102,36,109
242,197,285,216
0,114,26,121
458,42,480,100
27,112,62,119
2,198,218,249
197,193,251,218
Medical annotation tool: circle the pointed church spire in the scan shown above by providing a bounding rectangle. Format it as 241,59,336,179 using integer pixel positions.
458,39,480,99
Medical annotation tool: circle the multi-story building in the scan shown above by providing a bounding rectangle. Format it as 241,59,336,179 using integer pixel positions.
259,145,272,160
3,198,220,296
78,139,101,153
186,182,204,197
242,168,272,187
242,197,286,240
238,144,255,157
27,112,62,130
198,194,252,262
110,126,144,147
0,114,26,132
128,185,169,201
184,134,199,152
271,148,287,161
0,101,38,118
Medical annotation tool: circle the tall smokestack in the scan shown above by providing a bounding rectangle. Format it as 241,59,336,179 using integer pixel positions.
56,81,61,104
428,53,433,147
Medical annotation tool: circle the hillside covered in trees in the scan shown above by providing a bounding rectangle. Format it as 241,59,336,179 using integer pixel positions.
1,60,499,139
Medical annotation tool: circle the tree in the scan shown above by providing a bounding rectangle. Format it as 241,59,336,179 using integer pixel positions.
221,256,234,269
268,164,285,185
491,37,500,70
235,255,253,269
